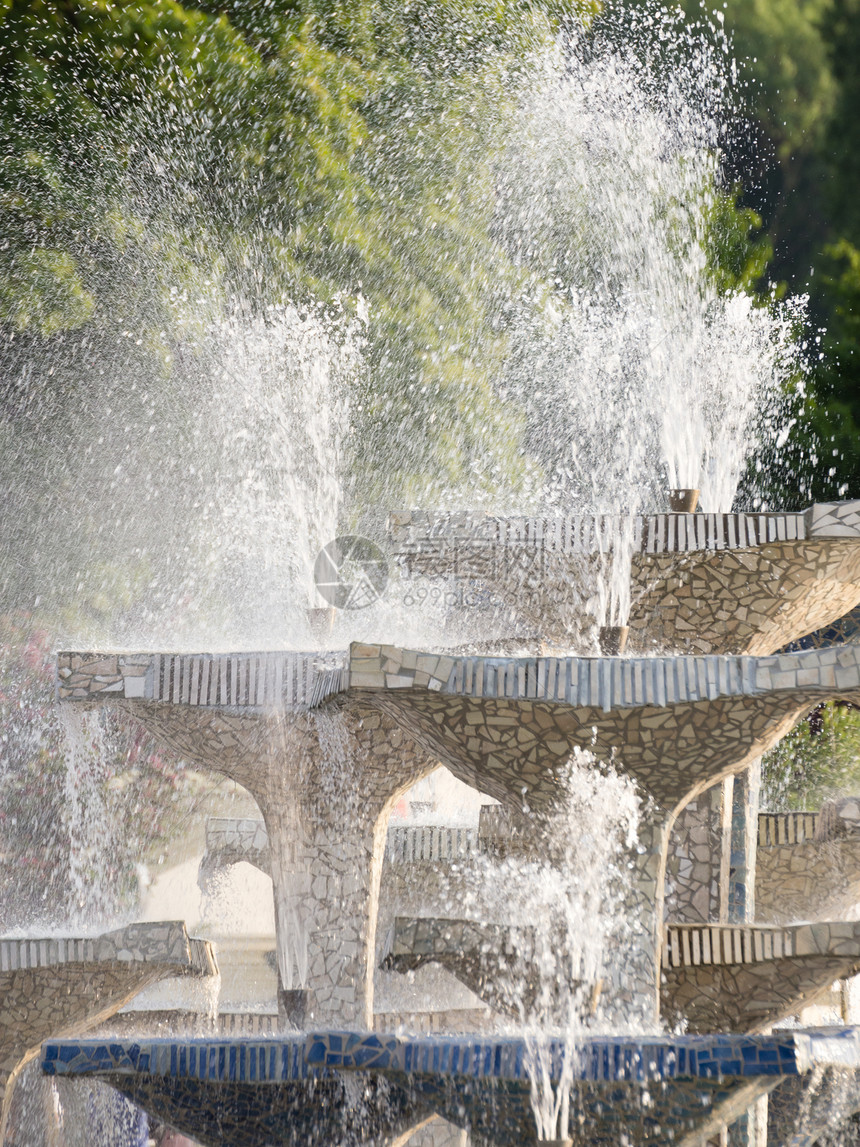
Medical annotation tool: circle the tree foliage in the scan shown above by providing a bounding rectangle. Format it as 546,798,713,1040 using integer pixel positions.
762,702,860,810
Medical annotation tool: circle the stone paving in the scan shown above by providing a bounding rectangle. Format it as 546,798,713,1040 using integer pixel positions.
0,921,215,1141
389,504,860,655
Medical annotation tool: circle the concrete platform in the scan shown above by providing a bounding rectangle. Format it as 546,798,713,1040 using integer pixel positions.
384,916,860,1034
57,641,860,814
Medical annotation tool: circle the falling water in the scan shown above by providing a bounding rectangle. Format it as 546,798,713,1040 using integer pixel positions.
0,1,825,1140
57,706,116,929
172,303,359,648
520,755,643,1140
496,7,800,522
0,3,806,655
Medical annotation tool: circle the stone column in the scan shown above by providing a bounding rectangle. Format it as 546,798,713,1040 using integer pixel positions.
265,800,389,1029
727,761,761,924
665,786,724,924
664,767,760,929
258,705,436,1030
603,807,668,1029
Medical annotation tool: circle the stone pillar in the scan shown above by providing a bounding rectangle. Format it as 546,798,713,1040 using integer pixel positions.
719,776,735,923
265,795,390,1030
603,807,668,1029
259,705,435,1030
664,766,760,929
665,786,723,924
727,761,761,923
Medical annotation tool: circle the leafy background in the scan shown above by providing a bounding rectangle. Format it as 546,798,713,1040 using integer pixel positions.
3,0,860,911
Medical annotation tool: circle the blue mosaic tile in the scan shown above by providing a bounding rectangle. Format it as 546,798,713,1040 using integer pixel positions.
43,1028,860,1088
39,1028,860,1147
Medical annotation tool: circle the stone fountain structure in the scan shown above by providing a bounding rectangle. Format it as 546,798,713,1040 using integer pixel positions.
21,498,860,1144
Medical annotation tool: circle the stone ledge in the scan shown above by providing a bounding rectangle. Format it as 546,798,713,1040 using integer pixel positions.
57,642,860,716
347,642,860,712
389,501,860,559
663,922,860,968
0,921,217,1139
759,812,819,846
41,1029,859,1147
390,509,810,556
0,922,215,977
44,1028,860,1083
56,650,348,707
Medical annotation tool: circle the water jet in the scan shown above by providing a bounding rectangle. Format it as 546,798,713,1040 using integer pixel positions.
3,3,860,1144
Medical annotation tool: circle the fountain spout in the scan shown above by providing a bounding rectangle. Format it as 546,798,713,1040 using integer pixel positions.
668,488,700,513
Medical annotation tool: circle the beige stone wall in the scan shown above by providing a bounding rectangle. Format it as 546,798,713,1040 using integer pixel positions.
0,923,214,1141
662,921,860,1032
388,506,860,655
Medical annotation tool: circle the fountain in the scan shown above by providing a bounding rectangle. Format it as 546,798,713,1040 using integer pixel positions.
30,510,860,1145
6,2,860,1145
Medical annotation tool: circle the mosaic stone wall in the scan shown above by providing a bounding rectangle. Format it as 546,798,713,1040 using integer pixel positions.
756,839,860,926
389,505,860,656
55,682,441,1029
755,796,860,926
767,1066,860,1147
44,1029,859,1147
382,916,558,1019
0,922,214,1140
384,914,860,1038
58,641,860,815
57,637,860,1041
665,785,726,925
355,646,843,818
662,921,860,1032
666,766,761,928
627,540,860,658
198,817,272,887
56,651,345,707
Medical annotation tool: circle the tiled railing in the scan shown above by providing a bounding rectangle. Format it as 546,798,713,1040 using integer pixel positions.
662,924,794,968
60,639,860,715
57,651,347,707
43,1029,860,1083
389,502,860,560
153,653,341,707
351,642,860,713
758,812,819,846
0,923,215,976
385,826,480,864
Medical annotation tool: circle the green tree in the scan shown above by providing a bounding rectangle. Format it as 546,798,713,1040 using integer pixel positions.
762,701,860,810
